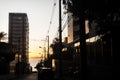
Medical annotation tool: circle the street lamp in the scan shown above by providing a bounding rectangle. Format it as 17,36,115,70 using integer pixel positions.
39,46,46,60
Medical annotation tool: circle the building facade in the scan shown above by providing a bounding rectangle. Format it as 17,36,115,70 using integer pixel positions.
67,13,79,43
8,13,29,64
0,42,15,74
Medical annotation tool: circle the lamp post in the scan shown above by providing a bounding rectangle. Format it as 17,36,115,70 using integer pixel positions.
39,46,46,60
40,38,47,59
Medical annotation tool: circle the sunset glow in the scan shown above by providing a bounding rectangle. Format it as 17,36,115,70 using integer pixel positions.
0,0,59,59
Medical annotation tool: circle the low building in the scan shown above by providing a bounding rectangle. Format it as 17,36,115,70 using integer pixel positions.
0,42,16,74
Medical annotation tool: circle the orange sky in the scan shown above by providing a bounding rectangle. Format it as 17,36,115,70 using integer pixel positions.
0,0,67,59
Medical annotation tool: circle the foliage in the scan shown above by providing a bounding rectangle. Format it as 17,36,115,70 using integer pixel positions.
50,37,61,54
50,37,65,54
0,32,7,42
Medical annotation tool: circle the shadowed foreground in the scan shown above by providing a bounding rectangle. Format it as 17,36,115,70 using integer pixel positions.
0,72,38,80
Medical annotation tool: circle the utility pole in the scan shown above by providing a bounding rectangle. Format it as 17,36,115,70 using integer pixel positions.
41,39,47,59
59,0,63,79
47,35,49,58
76,0,87,80
63,0,87,79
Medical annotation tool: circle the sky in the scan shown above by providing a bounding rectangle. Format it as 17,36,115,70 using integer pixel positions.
0,0,68,58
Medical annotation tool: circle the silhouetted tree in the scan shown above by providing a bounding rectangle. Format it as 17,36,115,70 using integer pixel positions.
0,32,7,42
50,37,61,54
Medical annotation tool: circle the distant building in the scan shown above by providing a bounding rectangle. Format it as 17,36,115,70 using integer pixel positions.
8,13,29,64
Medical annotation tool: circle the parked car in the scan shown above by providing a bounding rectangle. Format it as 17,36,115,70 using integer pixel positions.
38,67,54,80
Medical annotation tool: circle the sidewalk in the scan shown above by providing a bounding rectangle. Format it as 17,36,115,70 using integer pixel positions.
0,72,38,80
0,74,16,80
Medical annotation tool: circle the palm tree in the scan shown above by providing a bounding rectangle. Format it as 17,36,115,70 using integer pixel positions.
0,32,7,42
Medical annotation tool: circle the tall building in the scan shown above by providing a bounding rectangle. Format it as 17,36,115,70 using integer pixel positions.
8,13,29,63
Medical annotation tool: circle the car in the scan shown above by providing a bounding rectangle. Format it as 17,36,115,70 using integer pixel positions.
38,67,54,80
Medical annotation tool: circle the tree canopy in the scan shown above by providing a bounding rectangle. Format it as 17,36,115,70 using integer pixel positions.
0,32,7,42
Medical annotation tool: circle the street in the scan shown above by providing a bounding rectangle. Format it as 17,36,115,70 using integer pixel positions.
15,72,38,80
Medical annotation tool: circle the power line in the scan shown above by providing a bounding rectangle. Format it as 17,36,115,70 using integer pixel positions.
55,13,68,38
47,0,68,43
47,0,57,35
40,0,58,49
